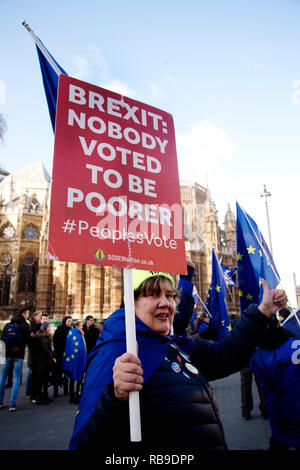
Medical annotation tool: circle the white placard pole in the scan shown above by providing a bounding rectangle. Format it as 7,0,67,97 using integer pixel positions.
123,267,142,442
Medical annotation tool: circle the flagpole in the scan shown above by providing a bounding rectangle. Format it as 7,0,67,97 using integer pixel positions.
123,268,142,442
198,294,212,318
22,20,62,76
281,305,300,327
260,184,273,256
227,285,235,306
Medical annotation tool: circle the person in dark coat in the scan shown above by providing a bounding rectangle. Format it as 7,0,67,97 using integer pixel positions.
82,315,100,356
194,312,220,341
27,311,42,402
34,322,56,404
53,316,73,396
5,308,31,388
230,312,268,420
70,268,287,451
239,365,268,420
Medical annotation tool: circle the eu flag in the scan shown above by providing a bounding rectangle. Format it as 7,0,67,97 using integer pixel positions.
62,328,87,382
236,202,280,312
204,247,230,340
35,39,67,131
23,22,67,131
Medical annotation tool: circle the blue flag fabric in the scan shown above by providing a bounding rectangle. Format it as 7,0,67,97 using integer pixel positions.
203,247,230,341
198,321,209,335
35,38,67,131
62,328,87,382
236,202,280,312
189,308,198,331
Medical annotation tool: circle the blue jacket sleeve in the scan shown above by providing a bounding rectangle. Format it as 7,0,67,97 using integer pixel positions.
188,304,270,381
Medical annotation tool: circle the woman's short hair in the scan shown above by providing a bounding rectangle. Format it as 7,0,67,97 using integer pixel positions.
134,276,180,304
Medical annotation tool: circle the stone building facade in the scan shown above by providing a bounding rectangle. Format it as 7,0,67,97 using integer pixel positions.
0,163,238,320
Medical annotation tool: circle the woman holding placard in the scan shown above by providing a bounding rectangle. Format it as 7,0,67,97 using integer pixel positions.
70,264,287,450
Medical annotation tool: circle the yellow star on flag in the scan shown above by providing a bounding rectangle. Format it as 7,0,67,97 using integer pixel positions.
237,253,243,261
227,324,232,332
259,249,263,257
247,245,256,255
215,285,221,292
239,290,243,297
246,293,253,300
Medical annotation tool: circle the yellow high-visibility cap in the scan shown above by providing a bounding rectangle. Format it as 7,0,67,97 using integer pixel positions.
132,269,175,291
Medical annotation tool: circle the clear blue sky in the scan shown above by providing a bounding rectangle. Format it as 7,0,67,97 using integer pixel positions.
1,0,300,304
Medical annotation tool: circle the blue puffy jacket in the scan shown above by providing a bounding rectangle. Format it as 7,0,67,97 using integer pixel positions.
250,339,300,449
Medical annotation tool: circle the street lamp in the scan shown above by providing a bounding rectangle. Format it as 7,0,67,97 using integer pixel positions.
260,184,273,256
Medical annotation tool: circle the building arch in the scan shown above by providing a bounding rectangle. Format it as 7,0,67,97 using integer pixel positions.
0,252,12,306
18,253,37,293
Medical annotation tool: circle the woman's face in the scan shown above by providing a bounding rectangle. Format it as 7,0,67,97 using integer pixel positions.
134,280,176,336
66,318,72,328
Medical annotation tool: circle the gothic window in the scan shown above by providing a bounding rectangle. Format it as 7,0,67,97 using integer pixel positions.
0,223,15,239
0,253,12,306
22,224,39,239
18,255,36,293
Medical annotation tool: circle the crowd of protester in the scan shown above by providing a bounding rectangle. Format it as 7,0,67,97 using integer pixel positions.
0,309,102,410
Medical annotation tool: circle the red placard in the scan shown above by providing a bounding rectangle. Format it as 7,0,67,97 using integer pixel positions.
48,75,186,273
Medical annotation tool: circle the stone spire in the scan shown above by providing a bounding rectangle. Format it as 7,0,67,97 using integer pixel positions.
203,186,220,255
223,203,236,257
224,203,235,229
